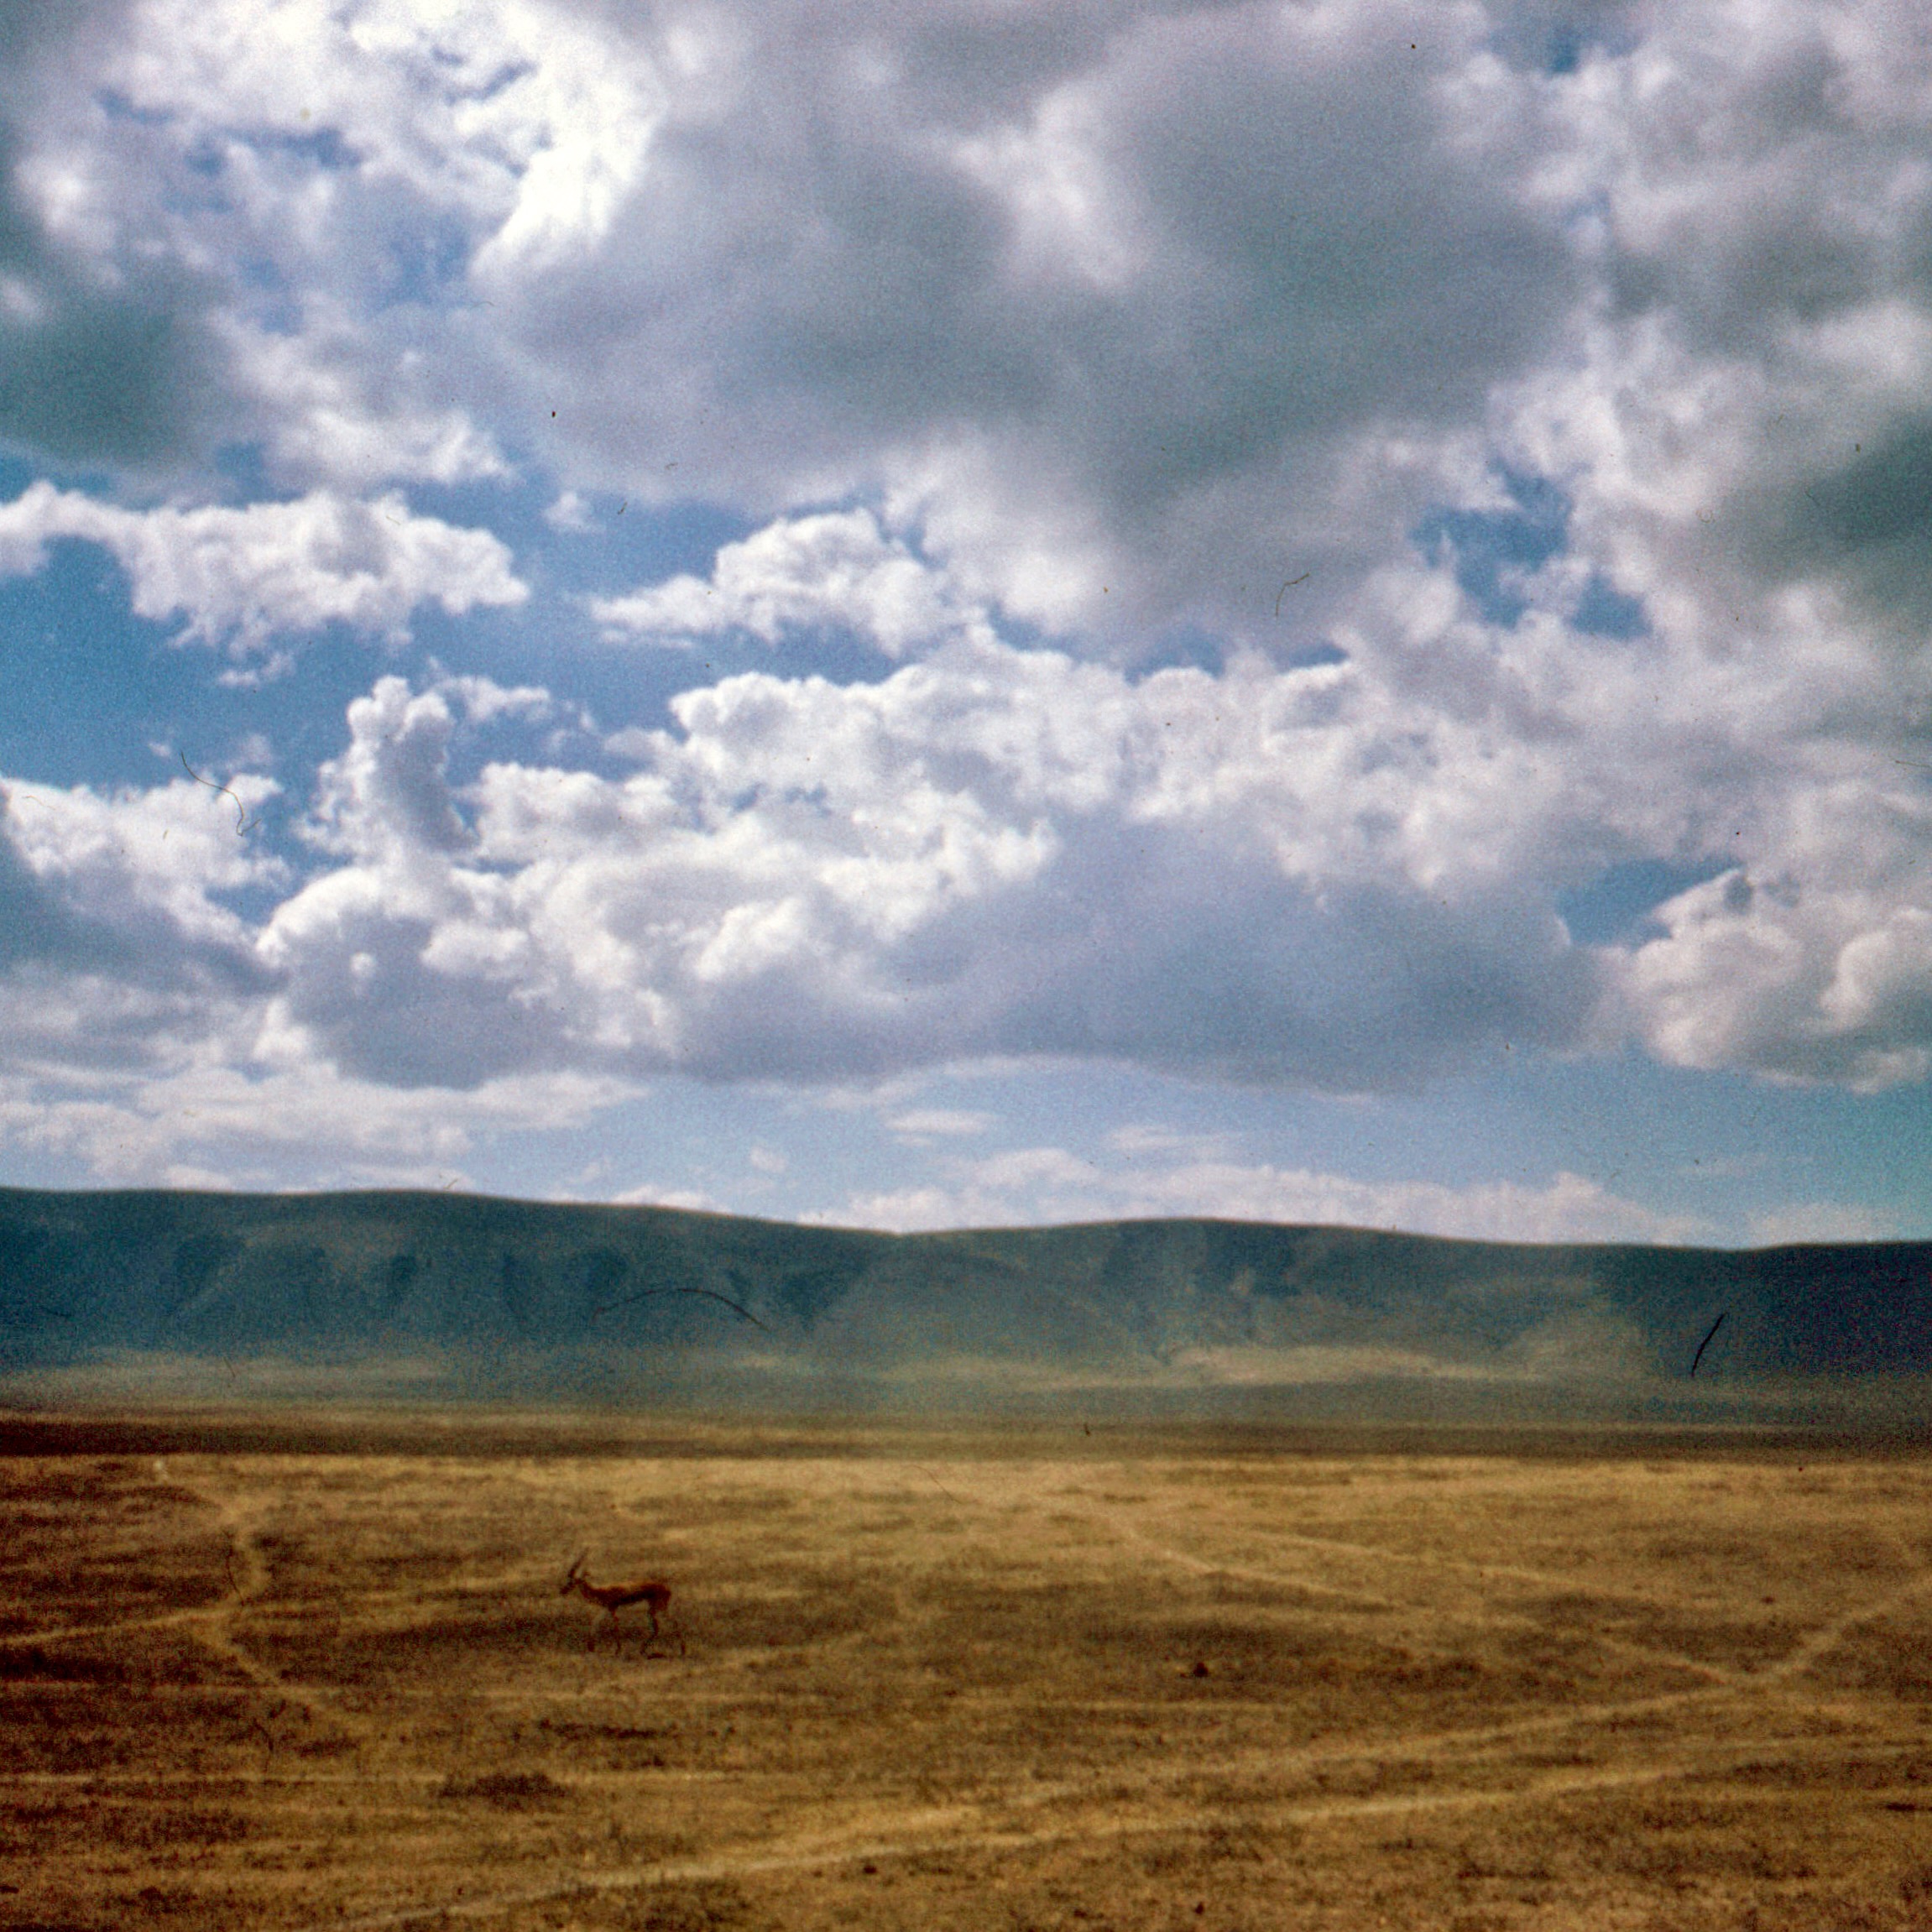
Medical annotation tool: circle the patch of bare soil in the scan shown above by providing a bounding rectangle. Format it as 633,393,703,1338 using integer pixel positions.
3,1418,1932,1929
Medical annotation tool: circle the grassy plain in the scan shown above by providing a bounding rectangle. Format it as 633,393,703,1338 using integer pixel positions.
4,1412,1932,1930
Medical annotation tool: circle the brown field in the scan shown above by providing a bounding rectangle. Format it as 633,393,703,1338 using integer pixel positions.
4,1414,1932,1930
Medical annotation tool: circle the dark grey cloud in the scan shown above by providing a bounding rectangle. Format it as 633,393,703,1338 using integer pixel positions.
1715,412,1932,648
0,817,122,971
1778,423,1932,630
0,4,228,469
496,0,1576,646
270,906,569,1089
267,812,1600,1097
1601,28,1902,352
917,825,1600,1093
0,795,275,1080
0,158,219,465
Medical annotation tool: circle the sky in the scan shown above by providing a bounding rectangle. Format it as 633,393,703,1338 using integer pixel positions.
0,0,1929,1246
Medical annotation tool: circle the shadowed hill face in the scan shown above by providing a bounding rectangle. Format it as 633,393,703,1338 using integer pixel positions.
1,1189,1929,1418
0,1190,884,1353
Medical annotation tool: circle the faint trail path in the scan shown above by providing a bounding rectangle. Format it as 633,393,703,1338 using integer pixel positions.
0,1474,272,1658
64,1467,388,1762
0,1603,225,1648
791,1463,1929,1783
1060,1499,1744,1692
24,1449,1924,1932
970,1461,1766,1619
1021,1542,1932,1812
327,1721,1932,1932
1110,1489,1762,1615
170,1474,396,1770
1757,1565,1932,1684
0,1465,384,1782
1089,1505,1406,1611
322,1536,1932,1932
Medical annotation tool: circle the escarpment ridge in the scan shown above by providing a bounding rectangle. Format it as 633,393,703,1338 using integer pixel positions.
2,1188,1928,1419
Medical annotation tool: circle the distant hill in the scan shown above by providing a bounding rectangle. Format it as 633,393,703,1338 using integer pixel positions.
3,1188,1929,1422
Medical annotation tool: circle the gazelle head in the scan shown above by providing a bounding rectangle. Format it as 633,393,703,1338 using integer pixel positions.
561,1551,587,1595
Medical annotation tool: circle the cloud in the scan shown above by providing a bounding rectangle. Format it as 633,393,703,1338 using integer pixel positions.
5,0,1931,667
150,581,1932,1110
1747,1201,1900,1247
0,483,526,655
0,766,281,1087
254,676,571,1087
236,648,1601,1094
1,0,1931,1145
222,323,509,490
830,1144,1706,1245
0,1057,632,1191
592,508,999,657
0,2,227,468
612,1181,726,1213
0,0,652,480
1619,764,1932,1089
3,610,1919,1209
430,672,555,728
4,765,281,943
0,3,1564,614
543,489,598,534
0,748,635,1186
468,0,1583,649
887,1108,995,1141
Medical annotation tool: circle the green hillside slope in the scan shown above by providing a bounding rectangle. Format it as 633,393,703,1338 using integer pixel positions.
2,1188,1929,1417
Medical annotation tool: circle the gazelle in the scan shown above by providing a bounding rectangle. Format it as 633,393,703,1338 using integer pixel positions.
561,1553,681,1654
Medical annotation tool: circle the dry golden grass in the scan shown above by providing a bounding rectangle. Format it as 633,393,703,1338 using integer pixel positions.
4,1414,1932,1929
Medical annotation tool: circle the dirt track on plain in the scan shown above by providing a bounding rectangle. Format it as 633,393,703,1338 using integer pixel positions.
5,1414,1932,1929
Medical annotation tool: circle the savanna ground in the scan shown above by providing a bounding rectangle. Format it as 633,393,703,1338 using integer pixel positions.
3,1412,1932,1930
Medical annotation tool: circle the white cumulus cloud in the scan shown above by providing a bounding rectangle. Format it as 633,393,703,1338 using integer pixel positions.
0,483,526,655
232,647,1598,1094
833,1146,1706,1245
593,508,999,657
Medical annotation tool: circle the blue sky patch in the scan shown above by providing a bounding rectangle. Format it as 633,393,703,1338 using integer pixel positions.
1571,572,1649,639
1558,857,1731,947
1414,470,1570,625
1417,469,1649,639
